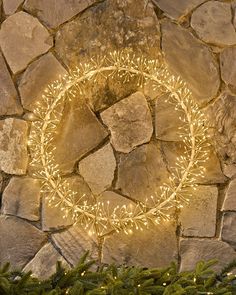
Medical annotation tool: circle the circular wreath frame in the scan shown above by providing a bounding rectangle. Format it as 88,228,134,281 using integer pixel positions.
29,50,209,237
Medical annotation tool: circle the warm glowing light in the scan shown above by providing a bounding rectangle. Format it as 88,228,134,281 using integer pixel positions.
28,50,210,237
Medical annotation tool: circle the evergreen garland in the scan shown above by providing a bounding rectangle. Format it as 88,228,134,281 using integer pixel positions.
1,253,236,295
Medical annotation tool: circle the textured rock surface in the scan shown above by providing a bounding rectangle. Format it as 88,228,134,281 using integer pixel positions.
19,53,67,111
103,222,177,267
98,191,136,211
162,21,220,105
0,215,46,269
79,144,116,195
222,179,236,211
52,99,108,174
42,175,93,231
220,47,236,94
222,163,236,179
101,92,153,153
161,141,226,184
52,227,98,265
116,143,169,202
24,0,100,29
208,93,236,163
1,177,41,221
55,0,160,64
0,53,22,115
152,0,205,20
155,93,183,141
2,0,24,14
0,118,28,175
23,243,69,279
180,239,236,272
221,212,236,249
0,12,53,73
179,186,218,237
191,1,236,47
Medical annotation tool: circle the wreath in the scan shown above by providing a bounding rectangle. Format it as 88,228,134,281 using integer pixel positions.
28,50,209,239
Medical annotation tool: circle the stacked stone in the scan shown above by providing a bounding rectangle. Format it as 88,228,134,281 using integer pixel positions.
0,0,236,277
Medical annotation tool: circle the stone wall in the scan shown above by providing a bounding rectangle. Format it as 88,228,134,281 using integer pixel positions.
0,0,236,277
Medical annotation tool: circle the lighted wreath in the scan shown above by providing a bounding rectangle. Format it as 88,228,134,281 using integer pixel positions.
28,50,209,239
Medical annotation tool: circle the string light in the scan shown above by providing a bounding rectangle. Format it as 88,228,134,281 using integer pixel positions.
28,50,210,237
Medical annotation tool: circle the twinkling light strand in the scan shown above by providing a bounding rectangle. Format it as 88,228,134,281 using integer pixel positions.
28,50,210,237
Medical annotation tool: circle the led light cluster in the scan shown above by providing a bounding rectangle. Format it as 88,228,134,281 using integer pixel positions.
28,50,210,238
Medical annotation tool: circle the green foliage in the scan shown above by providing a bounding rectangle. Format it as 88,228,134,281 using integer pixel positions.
1,252,236,295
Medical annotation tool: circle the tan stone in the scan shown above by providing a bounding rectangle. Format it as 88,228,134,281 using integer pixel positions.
180,239,236,273
179,186,218,237
102,222,177,267
19,53,67,111
52,98,108,174
0,215,46,269
0,118,28,175
0,53,22,115
161,141,226,184
116,142,170,202
24,0,100,29
78,144,116,195
98,191,136,212
55,0,160,65
162,21,220,105
23,243,70,279
155,93,183,141
152,0,205,20
207,93,236,163
3,0,24,14
220,47,236,95
101,92,153,153
191,1,236,47
0,12,53,73
1,177,41,221
42,175,93,231
52,226,98,266
222,180,236,211
221,212,236,249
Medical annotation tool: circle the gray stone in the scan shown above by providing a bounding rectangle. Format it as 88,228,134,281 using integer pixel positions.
52,226,98,266
0,12,53,74
101,92,153,153
191,1,236,47
78,144,116,195
1,177,41,221
0,53,22,115
161,141,226,184
19,53,67,112
222,179,236,211
220,47,236,95
179,186,218,237
0,215,46,269
24,0,100,29
207,93,236,163
152,0,205,20
221,212,236,249
162,21,220,105
3,0,24,14
42,175,93,231
116,142,170,202
23,243,70,279
0,118,28,175
52,99,108,174
102,222,177,267
180,239,236,273
155,93,183,141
